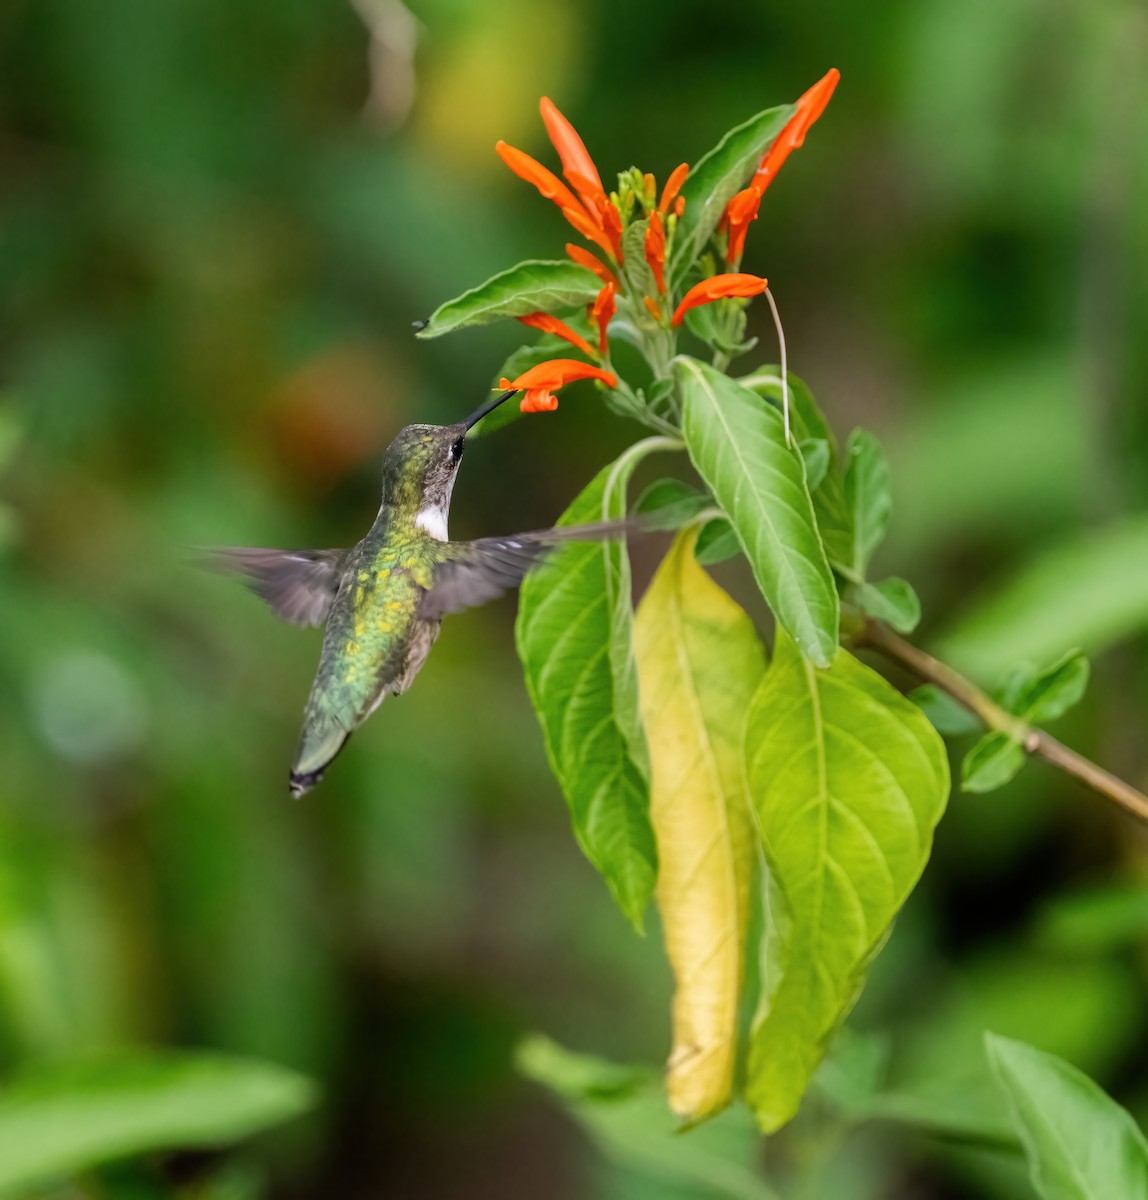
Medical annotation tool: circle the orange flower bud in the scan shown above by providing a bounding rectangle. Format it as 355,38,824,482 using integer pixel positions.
496,141,584,216
540,96,604,195
670,273,768,327
590,282,616,355
644,210,666,293
658,163,689,214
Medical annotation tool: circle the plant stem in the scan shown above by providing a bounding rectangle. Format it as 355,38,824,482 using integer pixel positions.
859,618,1148,824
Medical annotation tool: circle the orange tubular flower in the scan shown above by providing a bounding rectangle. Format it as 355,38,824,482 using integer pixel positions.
644,211,666,293
561,204,617,260
517,312,597,359
500,358,618,412
752,67,839,196
540,96,604,200
719,68,839,265
723,185,762,264
670,273,768,327
590,282,616,355
566,243,617,286
658,163,689,214
495,141,585,217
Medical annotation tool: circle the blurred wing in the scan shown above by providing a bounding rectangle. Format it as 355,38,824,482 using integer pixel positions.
209,547,350,627
419,520,631,620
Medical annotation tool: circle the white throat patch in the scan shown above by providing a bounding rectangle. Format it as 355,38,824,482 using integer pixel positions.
415,504,449,540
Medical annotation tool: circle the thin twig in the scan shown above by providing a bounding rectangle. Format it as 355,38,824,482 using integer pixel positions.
859,618,1148,825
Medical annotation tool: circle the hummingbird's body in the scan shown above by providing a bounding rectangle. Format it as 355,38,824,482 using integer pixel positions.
213,397,627,796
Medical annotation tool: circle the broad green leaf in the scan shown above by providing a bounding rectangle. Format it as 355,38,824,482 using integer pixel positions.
744,630,949,1132
670,104,795,286
634,478,710,529
417,260,601,338
634,528,767,1121
517,438,680,928
937,516,1148,684
1000,651,1090,726
909,685,980,736
677,357,838,666
738,370,852,568
843,429,892,576
852,578,921,633
518,1036,779,1200
0,1052,315,1197
985,1033,1148,1200
961,731,1025,794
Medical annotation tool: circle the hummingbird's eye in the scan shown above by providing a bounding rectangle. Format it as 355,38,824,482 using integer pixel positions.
450,437,465,462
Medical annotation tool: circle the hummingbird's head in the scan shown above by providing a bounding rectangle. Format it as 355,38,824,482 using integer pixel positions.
379,388,516,539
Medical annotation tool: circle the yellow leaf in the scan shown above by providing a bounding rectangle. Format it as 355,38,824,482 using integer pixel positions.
634,527,767,1121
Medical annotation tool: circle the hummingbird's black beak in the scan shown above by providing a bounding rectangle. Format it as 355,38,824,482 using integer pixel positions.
463,389,517,432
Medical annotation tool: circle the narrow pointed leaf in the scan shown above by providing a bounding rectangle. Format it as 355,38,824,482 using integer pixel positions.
0,1052,315,1196
745,630,949,1131
517,438,680,928
985,1034,1148,1200
670,104,795,285
1000,651,1090,726
634,528,767,1121
418,260,601,338
678,356,838,666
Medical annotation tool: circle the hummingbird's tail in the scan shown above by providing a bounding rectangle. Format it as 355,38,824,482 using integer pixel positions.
289,714,351,798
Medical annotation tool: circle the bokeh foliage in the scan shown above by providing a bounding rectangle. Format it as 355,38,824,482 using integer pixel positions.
2,0,1148,1196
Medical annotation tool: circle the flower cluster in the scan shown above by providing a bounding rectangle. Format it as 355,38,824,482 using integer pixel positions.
494,70,839,412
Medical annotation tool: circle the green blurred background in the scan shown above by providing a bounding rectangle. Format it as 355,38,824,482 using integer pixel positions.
2,1,1147,1196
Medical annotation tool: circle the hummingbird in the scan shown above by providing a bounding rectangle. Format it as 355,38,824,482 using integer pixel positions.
212,389,629,797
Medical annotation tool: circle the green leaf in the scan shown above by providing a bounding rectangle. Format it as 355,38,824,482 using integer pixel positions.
909,685,980,736
738,369,836,451
852,578,921,633
799,439,831,492
677,356,838,666
634,529,767,1121
985,1033,1148,1200
1000,651,1090,725
417,260,601,338
670,104,795,286
843,429,892,577
0,1052,315,1197
744,630,950,1132
518,1036,779,1200
516,438,680,928
961,731,1025,794
633,478,710,530
695,517,740,566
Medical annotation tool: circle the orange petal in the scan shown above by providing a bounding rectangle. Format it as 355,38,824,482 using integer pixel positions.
517,312,597,359
540,96,605,196
562,204,617,260
644,210,666,293
723,185,763,264
673,195,685,218
503,358,618,391
566,243,617,286
753,67,839,195
590,281,616,355
670,273,768,327
496,141,585,215
520,387,559,413
658,163,689,214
